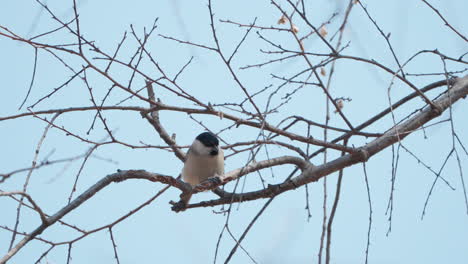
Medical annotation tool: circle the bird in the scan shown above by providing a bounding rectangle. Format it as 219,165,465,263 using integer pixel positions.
172,132,224,212
182,132,224,186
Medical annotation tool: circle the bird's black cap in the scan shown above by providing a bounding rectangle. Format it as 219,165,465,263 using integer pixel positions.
196,132,219,147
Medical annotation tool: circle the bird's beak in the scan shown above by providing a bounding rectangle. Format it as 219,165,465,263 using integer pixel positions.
210,146,219,156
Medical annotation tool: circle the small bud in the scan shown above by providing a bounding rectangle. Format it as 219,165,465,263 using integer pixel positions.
218,111,224,120
171,133,176,141
299,40,305,52
334,99,344,113
292,24,299,34
277,15,288,25
320,67,326,76
319,26,328,37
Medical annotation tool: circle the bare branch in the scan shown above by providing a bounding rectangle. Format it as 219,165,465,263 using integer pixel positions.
187,75,468,209
420,0,468,42
0,192,48,224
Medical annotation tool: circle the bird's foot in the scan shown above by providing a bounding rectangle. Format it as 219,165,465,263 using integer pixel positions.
195,177,222,191
170,200,187,212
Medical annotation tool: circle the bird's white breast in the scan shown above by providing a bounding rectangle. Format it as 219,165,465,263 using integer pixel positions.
182,149,224,186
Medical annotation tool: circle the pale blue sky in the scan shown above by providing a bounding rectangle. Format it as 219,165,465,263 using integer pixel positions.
1,0,467,263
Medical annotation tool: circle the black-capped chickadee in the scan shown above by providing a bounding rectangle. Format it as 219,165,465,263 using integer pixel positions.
182,132,224,186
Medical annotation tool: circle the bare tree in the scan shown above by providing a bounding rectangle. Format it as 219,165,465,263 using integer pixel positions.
1,0,467,263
